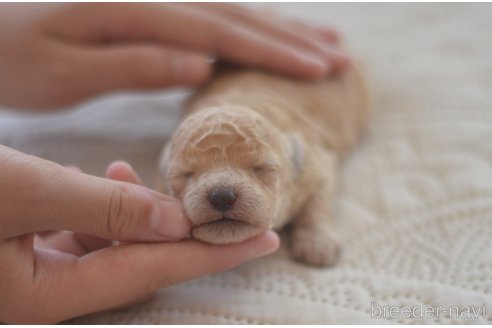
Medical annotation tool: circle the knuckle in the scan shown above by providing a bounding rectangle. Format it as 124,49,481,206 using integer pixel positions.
105,185,127,238
104,184,152,239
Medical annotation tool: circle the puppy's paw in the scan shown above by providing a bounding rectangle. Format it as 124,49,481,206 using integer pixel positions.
289,228,341,267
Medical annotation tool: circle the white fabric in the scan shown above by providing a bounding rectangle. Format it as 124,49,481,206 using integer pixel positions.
1,3,491,324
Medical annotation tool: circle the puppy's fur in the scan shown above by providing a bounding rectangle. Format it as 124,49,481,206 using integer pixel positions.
158,65,370,267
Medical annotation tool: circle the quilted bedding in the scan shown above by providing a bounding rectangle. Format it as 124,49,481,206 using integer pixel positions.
0,3,491,324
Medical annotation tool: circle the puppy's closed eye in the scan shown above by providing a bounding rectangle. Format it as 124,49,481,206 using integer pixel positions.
250,161,280,174
248,163,280,187
169,170,194,181
182,171,194,178
251,164,270,173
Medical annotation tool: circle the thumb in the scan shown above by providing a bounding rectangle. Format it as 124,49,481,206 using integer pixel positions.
24,231,279,323
0,146,189,242
64,44,212,100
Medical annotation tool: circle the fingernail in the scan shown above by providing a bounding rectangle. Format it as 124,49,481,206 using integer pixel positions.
321,45,351,67
106,161,143,185
150,200,190,240
295,50,329,70
247,230,280,260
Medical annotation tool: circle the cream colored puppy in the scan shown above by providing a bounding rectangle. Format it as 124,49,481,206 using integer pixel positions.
158,65,370,267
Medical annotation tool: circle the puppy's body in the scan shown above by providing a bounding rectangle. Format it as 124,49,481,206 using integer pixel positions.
159,66,370,266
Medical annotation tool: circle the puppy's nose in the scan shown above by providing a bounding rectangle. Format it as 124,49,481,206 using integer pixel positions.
209,189,236,212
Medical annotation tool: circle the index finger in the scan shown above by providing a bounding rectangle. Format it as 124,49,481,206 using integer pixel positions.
0,145,188,243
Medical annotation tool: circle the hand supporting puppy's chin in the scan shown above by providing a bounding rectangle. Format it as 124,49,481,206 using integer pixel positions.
191,218,267,244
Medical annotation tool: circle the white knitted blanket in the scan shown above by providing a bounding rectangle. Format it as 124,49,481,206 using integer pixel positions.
1,3,491,324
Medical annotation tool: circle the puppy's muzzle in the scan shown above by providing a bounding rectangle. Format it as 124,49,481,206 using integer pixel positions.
191,186,266,244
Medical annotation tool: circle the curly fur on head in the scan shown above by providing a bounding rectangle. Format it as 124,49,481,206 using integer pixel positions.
172,106,279,155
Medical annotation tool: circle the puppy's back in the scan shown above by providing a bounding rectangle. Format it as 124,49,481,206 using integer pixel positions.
188,65,370,156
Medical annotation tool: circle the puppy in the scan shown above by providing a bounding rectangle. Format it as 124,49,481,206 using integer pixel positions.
157,65,370,267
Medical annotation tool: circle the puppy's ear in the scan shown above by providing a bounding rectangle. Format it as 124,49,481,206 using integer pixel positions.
288,134,304,177
155,143,172,194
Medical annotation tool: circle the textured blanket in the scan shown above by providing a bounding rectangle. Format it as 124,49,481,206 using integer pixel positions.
1,3,491,324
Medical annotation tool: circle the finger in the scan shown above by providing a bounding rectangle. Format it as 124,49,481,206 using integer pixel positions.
49,44,212,105
35,231,279,322
105,161,143,185
191,3,348,72
0,145,189,242
80,4,330,79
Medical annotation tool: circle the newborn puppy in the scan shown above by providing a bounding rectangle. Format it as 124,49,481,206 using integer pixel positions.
157,65,370,267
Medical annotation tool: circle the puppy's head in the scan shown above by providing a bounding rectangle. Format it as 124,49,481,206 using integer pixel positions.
159,106,297,244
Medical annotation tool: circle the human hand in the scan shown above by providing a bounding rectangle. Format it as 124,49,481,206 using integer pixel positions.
0,3,348,109
0,147,280,323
